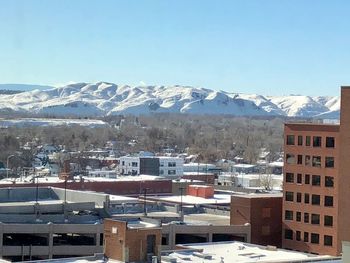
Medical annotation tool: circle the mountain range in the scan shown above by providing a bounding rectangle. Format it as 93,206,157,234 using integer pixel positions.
0,82,340,119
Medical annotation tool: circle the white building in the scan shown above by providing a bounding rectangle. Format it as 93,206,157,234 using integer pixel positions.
118,156,183,177
118,156,140,175
159,157,183,176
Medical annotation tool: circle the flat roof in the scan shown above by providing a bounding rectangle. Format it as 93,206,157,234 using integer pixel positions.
231,193,283,199
166,241,338,263
149,194,231,205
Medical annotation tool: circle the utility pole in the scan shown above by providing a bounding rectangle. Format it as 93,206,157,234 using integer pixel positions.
179,187,185,221
143,188,149,216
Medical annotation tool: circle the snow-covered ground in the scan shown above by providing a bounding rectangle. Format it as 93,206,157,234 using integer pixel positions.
0,82,340,118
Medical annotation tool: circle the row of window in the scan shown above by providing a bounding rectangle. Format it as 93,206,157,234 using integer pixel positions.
285,192,334,206
286,135,335,148
160,162,177,167
285,173,334,187
286,154,335,168
284,230,333,246
284,211,333,226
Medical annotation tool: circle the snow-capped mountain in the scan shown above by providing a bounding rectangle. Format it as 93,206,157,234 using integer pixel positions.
0,82,340,118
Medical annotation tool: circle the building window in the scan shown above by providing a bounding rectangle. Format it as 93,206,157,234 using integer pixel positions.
325,176,334,187
286,135,295,145
168,170,176,175
304,232,309,242
296,231,301,241
160,170,164,175
286,173,294,183
312,175,321,186
306,136,311,146
304,193,310,204
313,136,322,147
311,233,320,244
325,157,334,168
324,215,333,227
304,213,309,223
131,162,138,167
305,174,310,184
296,212,301,222
298,136,303,146
311,214,320,225
285,192,294,202
297,192,302,203
324,235,333,246
286,154,295,164
312,195,320,205
312,156,321,167
324,196,334,207
168,162,176,167
284,229,293,240
305,155,311,166
326,137,335,148
285,210,293,220
297,174,302,184
297,155,303,165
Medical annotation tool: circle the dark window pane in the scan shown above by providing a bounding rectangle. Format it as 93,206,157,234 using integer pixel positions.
324,235,333,246
298,136,303,146
324,215,333,227
306,136,311,146
325,157,334,168
297,173,302,184
305,174,310,184
311,214,320,225
286,173,294,183
326,137,335,148
285,192,294,202
311,233,319,244
297,192,302,203
296,231,301,241
285,210,293,220
313,136,322,147
304,193,310,204
304,213,309,223
312,195,320,205
286,135,295,145
325,196,334,207
312,175,321,186
297,155,303,164
325,176,334,187
304,232,309,242
285,229,293,240
296,212,301,222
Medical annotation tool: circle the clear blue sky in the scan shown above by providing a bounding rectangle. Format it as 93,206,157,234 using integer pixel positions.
0,0,349,96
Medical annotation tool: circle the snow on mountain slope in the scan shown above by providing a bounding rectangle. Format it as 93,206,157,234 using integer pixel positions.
0,82,340,118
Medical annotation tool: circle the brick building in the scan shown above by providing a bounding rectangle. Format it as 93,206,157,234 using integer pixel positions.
281,87,350,256
104,218,161,262
230,193,283,247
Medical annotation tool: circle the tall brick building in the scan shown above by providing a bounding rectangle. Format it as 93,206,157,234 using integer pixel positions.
282,86,350,256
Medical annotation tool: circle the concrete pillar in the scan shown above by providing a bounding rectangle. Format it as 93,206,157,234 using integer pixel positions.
96,232,101,247
48,223,54,259
208,233,213,242
0,222,3,258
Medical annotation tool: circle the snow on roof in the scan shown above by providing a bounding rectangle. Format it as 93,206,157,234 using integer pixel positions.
167,241,337,263
233,164,256,168
153,194,231,205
